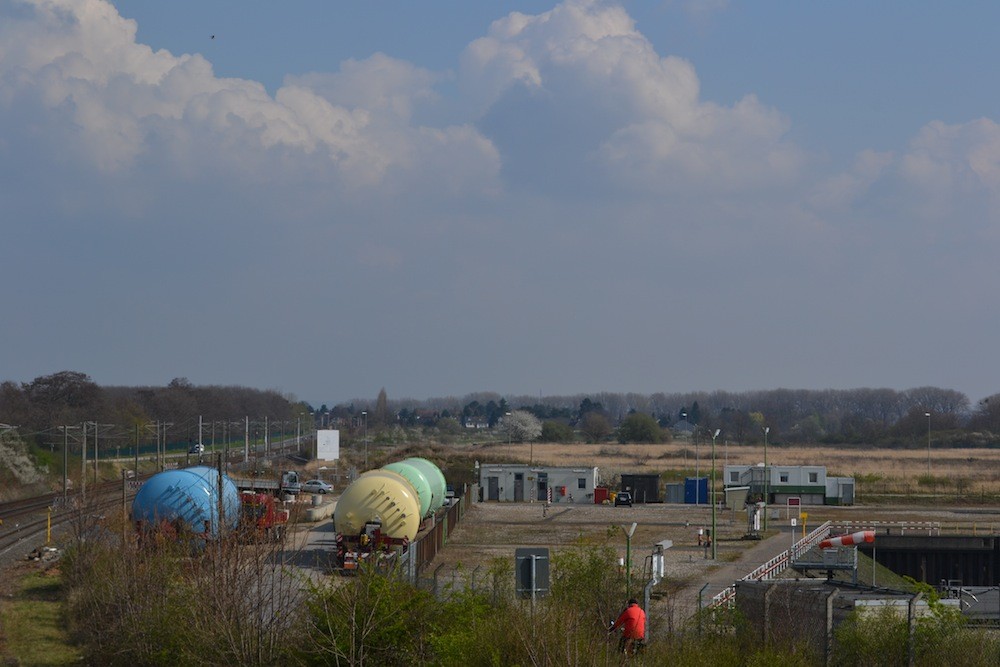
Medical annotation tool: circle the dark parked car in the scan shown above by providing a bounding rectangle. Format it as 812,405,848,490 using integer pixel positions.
614,491,632,507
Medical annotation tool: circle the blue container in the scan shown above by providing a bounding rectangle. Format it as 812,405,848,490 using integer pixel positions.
684,477,709,505
132,466,240,539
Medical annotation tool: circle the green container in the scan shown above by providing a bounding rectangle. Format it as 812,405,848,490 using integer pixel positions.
403,457,447,514
384,461,433,518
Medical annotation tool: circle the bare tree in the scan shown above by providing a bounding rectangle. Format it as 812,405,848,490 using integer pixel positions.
374,387,390,428
581,412,612,443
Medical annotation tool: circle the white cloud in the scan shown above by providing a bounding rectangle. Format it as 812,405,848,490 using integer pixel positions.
285,53,439,122
900,118,1000,194
459,0,803,194
0,0,498,189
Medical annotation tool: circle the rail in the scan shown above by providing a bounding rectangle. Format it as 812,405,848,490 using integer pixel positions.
0,487,142,557
710,520,832,609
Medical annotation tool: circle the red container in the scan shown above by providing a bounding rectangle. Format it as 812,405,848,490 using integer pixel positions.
594,487,610,504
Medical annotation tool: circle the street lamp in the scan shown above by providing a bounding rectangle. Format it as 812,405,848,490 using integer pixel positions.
529,420,534,466
925,412,931,476
681,411,688,471
763,426,770,532
505,412,512,459
711,428,720,560
694,424,700,505
362,411,368,469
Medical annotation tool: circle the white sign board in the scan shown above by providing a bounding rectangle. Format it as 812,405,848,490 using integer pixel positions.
317,429,340,461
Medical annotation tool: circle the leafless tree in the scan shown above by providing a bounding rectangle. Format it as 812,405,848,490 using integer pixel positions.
581,412,612,443
374,388,390,429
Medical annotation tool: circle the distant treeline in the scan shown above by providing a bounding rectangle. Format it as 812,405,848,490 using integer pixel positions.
3,371,1000,448
351,386,1000,447
0,371,306,448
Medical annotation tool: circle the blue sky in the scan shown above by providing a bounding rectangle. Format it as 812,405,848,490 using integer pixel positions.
2,0,999,406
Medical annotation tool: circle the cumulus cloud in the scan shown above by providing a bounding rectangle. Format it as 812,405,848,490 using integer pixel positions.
460,0,803,194
807,119,1000,232
900,118,1000,194
285,53,439,122
2,0,998,232
0,0,498,190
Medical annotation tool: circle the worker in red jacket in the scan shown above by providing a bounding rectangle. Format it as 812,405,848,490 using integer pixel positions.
610,598,646,655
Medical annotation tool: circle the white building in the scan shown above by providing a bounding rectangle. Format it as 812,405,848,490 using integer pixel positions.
478,464,599,503
723,464,854,505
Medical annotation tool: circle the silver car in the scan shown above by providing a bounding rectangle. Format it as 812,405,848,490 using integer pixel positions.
301,479,333,494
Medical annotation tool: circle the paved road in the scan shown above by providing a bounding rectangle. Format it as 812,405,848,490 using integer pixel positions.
669,524,799,620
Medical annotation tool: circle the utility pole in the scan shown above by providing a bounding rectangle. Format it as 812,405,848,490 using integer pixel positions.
925,412,931,476
57,425,79,500
81,421,87,500
92,421,99,486
711,428,720,560
763,426,770,533
64,426,69,499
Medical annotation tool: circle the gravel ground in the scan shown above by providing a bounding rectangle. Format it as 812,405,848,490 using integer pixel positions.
430,501,757,585
423,499,1000,616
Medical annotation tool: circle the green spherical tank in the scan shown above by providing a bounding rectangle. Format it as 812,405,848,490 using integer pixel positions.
382,461,433,518
402,457,447,514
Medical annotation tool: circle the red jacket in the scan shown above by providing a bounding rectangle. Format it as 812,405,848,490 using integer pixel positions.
611,603,646,640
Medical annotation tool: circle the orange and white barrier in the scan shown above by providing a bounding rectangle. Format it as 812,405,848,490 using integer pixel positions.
819,530,875,549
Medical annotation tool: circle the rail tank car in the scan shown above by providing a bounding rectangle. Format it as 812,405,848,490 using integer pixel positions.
132,466,240,540
333,469,421,542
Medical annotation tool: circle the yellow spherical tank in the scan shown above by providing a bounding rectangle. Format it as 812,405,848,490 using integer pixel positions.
334,469,421,541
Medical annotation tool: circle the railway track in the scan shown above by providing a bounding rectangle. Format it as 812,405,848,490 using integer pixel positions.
0,445,304,560
0,478,150,559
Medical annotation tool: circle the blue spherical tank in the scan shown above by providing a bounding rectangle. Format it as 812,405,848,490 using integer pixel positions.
132,466,240,539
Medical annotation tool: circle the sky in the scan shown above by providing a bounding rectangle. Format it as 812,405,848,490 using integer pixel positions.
2,0,999,407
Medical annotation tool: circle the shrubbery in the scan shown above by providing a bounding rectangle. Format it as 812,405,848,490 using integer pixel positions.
60,517,1000,666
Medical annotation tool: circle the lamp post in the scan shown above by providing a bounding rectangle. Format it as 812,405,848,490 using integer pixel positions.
681,411,688,471
763,426,770,533
711,428,720,560
694,425,700,505
505,412,512,459
925,412,931,476
363,411,369,468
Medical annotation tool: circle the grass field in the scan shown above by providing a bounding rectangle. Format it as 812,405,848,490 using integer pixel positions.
0,566,80,666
